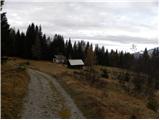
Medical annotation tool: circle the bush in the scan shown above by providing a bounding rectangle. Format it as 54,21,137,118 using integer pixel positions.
118,72,130,81
147,97,158,112
132,75,145,94
25,61,30,65
17,64,26,71
124,72,130,82
95,79,107,88
117,73,123,81
2,56,8,64
101,69,109,78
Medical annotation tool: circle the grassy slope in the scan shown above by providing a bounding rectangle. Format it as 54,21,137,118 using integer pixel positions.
1,59,29,118
12,58,158,119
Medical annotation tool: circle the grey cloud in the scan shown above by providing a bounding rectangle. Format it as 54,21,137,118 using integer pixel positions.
68,35,158,44
104,36,158,44
3,1,158,52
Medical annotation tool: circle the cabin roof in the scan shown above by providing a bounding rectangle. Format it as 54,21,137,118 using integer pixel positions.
68,59,84,66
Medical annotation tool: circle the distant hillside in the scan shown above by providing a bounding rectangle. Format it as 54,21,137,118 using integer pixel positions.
133,47,159,58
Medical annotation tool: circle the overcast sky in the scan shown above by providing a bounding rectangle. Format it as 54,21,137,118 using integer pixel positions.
3,0,158,52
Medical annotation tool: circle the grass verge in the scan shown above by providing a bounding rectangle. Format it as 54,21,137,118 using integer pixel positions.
1,62,29,118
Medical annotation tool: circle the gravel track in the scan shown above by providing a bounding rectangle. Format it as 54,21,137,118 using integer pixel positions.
21,69,84,119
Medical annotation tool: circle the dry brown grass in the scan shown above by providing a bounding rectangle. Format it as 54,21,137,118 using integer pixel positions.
58,107,71,119
10,57,158,118
60,74,157,118
1,60,29,118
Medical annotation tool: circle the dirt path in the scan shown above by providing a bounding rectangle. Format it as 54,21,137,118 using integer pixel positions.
21,69,84,119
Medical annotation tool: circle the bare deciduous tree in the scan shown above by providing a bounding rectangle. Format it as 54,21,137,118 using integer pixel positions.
85,46,97,84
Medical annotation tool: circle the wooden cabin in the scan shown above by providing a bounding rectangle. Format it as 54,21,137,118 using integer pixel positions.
68,59,84,69
53,55,66,64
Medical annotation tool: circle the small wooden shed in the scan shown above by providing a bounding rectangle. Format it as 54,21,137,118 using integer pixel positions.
68,59,84,69
53,55,66,64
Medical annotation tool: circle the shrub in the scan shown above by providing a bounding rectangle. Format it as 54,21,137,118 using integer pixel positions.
132,75,145,94
101,69,109,78
124,72,130,82
2,56,8,64
118,72,130,81
85,68,99,85
95,79,107,88
25,61,30,65
117,73,123,81
147,97,158,112
17,64,26,71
